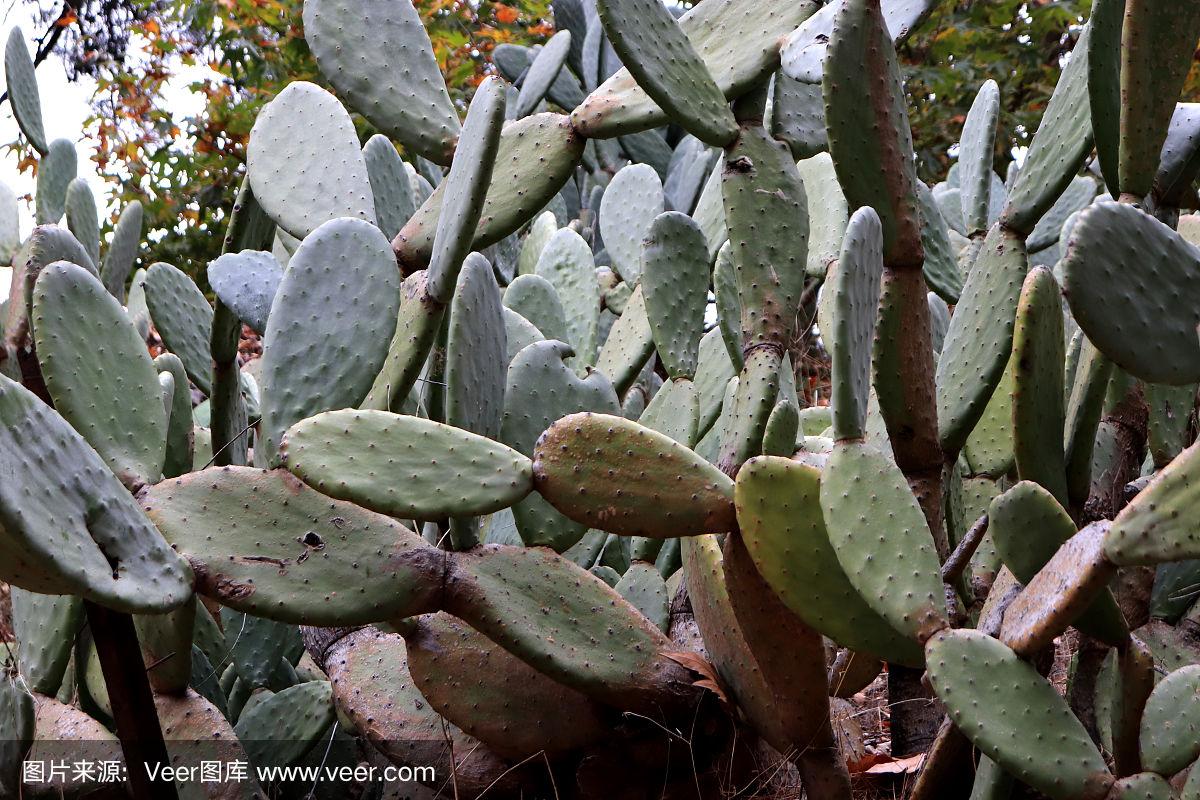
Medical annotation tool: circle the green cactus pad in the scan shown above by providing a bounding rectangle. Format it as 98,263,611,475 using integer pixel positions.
963,353,1014,477
998,523,1120,656
1146,381,1197,469
721,123,808,348
594,285,655,396
638,376,700,447
517,211,557,277
1062,201,1200,385
1137,664,1200,775
32,261,167,489
282,410,533,519
362,135,415,242
760,397,798,456
303,0,459,163
823,0,922,267
134,601,196,695
140,466,444,624
937,223,1028,454
1087,0,1122,197
444,543,698,715
796,153,849,278
446,253,507,438
594,0,736,146
404,612,608,757
235,680,335,769
916,180,963,303
99,200,143,302
599,164,664,283
1064,339,1112,507
4,28,46,154
925,629,1113,800
64,179,99,266
0,374,191,610
820,441,947,643
715,347,780,473
770,73,828,162
514,30,571,118
711,241,742,369
535,228,600,364
206,250,282,337
827,207,884,441
1011,267,1068,504
641,212,708,380
532,411,735,537
1106,441,1200,565
34,139,77,225
395,114,585,272
143,261,214,395
247,82,376,240
502,307,544,365
1116,2,1200,198
614,561,670,632
572,0,814,138
735,456,926,666
222,609,302,689
425,77,506,304
259,217,400,463
11,588,81,694
0,181,19,265
1155,104,1200,207
1026,175,1096,254
665,135,718,214
1108,773,1174,800
503,273,570,345
694,328,736,438
958,80,1000,235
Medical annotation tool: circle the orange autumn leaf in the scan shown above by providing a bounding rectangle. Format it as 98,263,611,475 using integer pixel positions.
494,4,518,23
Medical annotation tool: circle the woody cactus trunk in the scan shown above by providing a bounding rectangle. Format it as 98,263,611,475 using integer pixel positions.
3,0,1200,798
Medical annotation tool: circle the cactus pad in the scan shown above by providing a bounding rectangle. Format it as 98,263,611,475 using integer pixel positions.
234,680,335,769
1106,441,1200,565
282,410,534,519
925,629,1113,800
206,250,282,336
958,80,1000,235
4,28,45,154
1062,201,1200,385
641,211,709,379
143,261,214,395
446,253,508,437
11,588,81,694
1137,664,1200,775
140,466,444,625
247,82,376,239
535,228,600,364
533,411,736,537
600,163,664,283
259,217,400,463
99,200,143,302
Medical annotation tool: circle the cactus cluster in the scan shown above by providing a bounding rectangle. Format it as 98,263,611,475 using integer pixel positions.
3,0,1200,797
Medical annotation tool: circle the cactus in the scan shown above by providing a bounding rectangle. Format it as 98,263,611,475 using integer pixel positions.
7,0,1200,797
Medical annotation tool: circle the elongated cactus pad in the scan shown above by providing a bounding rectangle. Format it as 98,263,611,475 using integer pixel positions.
34,139,77,226
234,680,335,769
600,163,664,283
32,261,167,490
140,466,444,624
303,0,459,164
925,629,1114,800
1062,201,1200,385
958,80,1000,235
64,178,99,266
99,200,143,302
4,28,46,154
828,207,884,441
11,588,81,694
514,30,571,118
1137,664,1200,775
395,114,585,272
446,253,508,437
535,228,600,364
282,410,533,519
641,211,709,379
143,261,214,395
735,457,926,666
820,441,947,643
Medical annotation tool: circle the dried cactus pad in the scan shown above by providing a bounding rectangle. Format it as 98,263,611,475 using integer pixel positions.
247,81,376,240
281,409,534,520
925,629,1114,800
0,375,191,612
1062,201,1200,385
139,466,444,626
303,0,460,165
532,411,736,538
